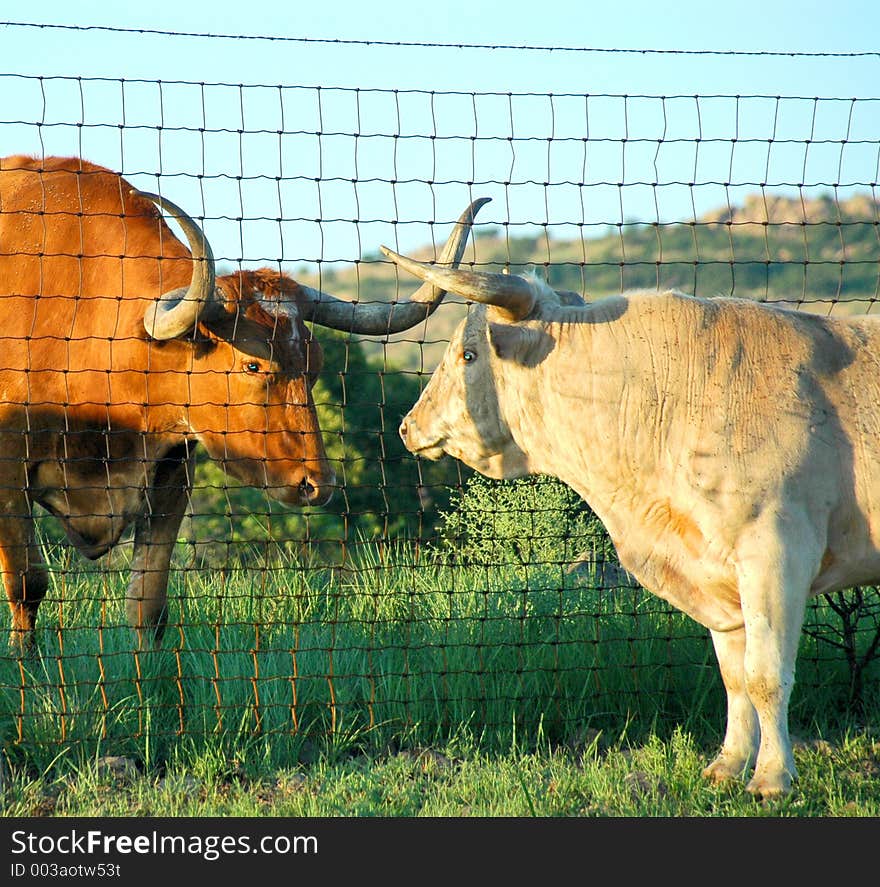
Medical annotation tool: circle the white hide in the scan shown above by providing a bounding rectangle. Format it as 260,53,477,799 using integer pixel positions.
399,279,880,799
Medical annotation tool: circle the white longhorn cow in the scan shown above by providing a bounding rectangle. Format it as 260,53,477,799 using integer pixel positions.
381,244,880,799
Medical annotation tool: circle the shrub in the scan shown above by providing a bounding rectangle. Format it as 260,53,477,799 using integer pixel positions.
433,473,616,572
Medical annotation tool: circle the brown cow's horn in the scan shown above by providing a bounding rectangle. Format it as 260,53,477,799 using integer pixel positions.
299,197,491,335
134,190,217,340
377,249,536,322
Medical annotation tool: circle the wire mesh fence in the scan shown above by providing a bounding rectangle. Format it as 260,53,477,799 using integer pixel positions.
1,49,880,763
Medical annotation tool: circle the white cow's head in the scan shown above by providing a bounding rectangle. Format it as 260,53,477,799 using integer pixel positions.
383,247,584,479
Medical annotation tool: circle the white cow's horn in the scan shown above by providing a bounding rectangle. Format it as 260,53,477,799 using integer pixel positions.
378,248,536,322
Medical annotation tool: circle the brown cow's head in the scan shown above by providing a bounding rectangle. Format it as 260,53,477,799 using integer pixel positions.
135,191,488,506
184,267,334,507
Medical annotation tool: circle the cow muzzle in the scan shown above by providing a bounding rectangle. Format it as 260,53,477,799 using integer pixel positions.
399,416,445,460
268,469,336,507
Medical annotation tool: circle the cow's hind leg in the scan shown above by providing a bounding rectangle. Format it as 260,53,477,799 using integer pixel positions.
126,449,192,649
703,626,759,784
735,510,818,799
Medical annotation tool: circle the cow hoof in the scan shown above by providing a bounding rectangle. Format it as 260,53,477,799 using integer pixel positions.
702,755,750,784
7,631,36,658
746,770,793,800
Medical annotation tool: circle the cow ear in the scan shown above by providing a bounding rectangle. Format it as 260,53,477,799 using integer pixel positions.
489,322,555,366
488,322,524,360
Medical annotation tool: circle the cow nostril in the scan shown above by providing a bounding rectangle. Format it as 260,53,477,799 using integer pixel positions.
399,420,408,440
299,477,318,501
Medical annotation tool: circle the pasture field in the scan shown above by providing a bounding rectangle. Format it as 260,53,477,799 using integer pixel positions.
1,546,879,817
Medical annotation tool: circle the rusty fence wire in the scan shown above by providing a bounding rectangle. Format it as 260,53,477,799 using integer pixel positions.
1,66,879,759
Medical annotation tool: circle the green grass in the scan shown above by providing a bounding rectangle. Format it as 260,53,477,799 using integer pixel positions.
1,544,879,816
4,726,879,817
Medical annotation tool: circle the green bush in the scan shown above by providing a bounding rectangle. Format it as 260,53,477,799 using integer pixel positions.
433,472,616,572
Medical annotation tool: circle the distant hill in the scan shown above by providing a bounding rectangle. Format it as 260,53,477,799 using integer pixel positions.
295,192,880,372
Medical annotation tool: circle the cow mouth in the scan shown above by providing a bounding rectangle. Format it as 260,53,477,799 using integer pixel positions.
407,441,447,461
217,455,335,508
265,479,335,507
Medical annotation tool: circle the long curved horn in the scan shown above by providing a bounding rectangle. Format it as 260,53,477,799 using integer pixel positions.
299,197,491,335
377,249,536,322
133,190,217,340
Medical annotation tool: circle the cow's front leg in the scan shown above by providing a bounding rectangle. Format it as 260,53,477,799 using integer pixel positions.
0,431,47,653
126,448,192,649
0,488,48,655
703,626,759,784
735,511,817,799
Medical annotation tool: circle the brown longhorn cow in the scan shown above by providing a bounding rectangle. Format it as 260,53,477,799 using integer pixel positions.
0,155,486,651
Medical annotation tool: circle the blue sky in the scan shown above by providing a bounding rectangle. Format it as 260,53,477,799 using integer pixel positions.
1,2,878,269
3,0,877,89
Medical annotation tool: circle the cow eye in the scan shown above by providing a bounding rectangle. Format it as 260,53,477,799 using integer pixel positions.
462,349,476,363
244,360,263,374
